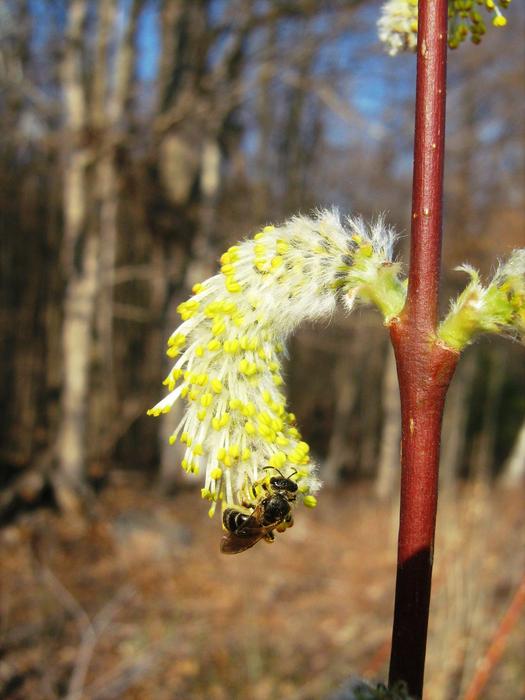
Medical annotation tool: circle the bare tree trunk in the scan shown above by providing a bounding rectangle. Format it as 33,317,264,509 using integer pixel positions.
323,351,358,487
440,350,476,491
375,344,401,500
55,0,92,502
359,336,385,478
93,0,143,455
500,416,525,487
470,349,505,481
57,233,99,498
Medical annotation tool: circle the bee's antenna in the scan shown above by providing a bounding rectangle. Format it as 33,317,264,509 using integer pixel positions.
263,466,298,480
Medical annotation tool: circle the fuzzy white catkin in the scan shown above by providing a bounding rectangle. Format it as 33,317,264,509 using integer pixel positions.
149,210,400,514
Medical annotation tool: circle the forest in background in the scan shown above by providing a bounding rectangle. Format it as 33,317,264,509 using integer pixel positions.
0,0,524,514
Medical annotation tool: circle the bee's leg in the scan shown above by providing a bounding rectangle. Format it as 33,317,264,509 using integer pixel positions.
263,530,275,543
276,514,294,533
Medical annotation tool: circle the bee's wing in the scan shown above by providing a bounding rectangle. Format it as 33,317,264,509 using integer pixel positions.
220,505,277,555
220,529,266,554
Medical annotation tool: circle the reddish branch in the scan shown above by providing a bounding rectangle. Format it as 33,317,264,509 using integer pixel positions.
462,573,525,700
387,1,459,697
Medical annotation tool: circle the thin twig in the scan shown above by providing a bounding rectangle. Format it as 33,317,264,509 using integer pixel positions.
462,573,525,700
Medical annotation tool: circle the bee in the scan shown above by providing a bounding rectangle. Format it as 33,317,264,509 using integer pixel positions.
220,469,298,555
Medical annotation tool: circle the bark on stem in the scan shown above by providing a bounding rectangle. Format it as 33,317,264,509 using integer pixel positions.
387,2,459,697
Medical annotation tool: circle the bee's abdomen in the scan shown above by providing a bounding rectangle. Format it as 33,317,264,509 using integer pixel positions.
223,508,250,533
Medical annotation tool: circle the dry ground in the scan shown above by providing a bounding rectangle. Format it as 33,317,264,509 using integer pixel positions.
1,477,524,700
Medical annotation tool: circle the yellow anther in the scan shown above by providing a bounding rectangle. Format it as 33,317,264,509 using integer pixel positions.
298,441,310,454
303,495,318,508
258,423,272,438
268,451,287,468
263,225,275,232
262,390,272,403
207,339,222,351
220,252,231,265
271,418,283,432
242,402,255,417
228,444,240,459
219,413,230,427
212,417,221,430
289,427,300,438
258,412,272,427
254,243,266,256
196,374,208,386
168,435,176,445
255,260,268,272
229,339,241,353
276,240,289,254
168,332,186,348
254,232,264,240
245,421,256,435
182,459,188,470
193,443,204,456
288,413,296,423
241,448,251,460
192,282,204,294
211,467,223,480
197,408,207,421
223,455,233,467
221,263,235,275
229,398,242,410
226,280,242,293
211,379,223,394
188,389,198,401
273,375,283,386
180,432,189,444
212,320,226,336
271,256,283,269
276,436,289,447
195,346,204,357
200,393,213,407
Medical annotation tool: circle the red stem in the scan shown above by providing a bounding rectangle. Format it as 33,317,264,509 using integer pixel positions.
387,2,459,697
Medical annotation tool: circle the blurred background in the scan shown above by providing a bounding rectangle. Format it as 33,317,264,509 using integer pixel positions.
0,1,524,699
